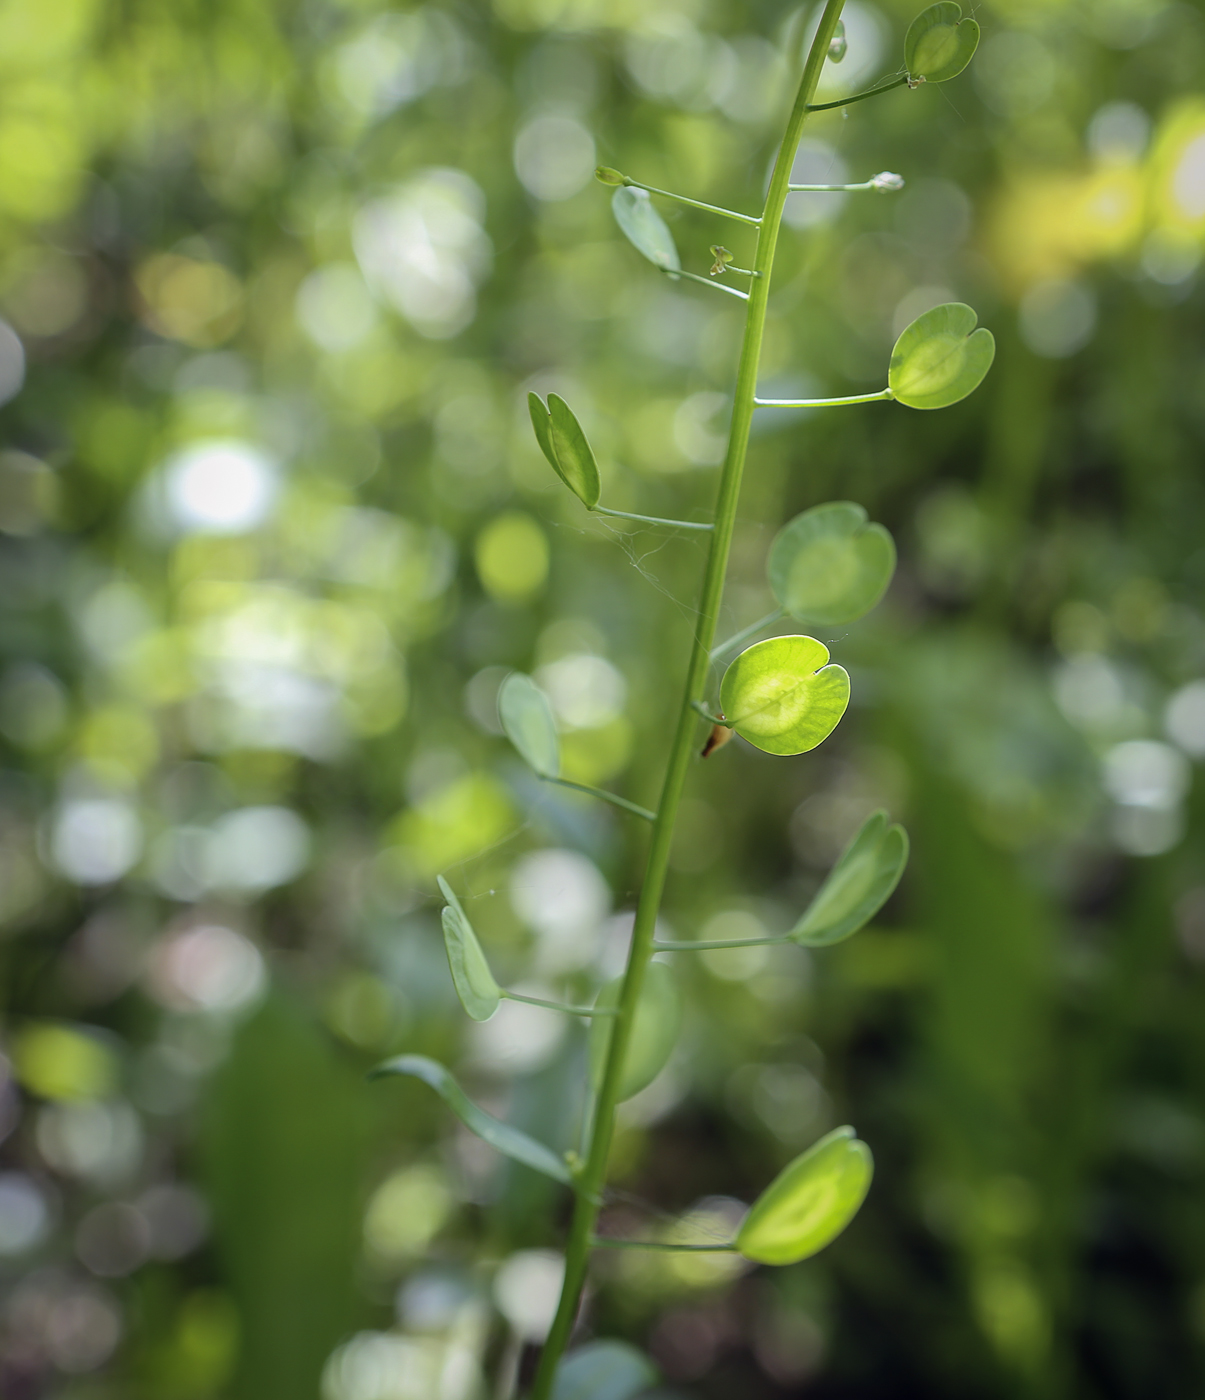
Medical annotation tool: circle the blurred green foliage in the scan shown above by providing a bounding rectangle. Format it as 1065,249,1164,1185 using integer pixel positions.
0,0,1203,1397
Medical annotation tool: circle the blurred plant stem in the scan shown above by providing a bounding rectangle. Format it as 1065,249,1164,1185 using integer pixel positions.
526,3,850,1394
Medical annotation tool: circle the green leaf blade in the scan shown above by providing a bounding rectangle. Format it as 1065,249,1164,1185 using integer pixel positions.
905,2,980,83
551,1340,658,1400
437,876,502,1021
371,1054,573,1185
792,812,909,947
499,672,561,779
611,186,680,271
588,961,681,1102
768,502,897,626
719,636,851,757
888,301,995,411
735,1126,873,1265
547,394,602,509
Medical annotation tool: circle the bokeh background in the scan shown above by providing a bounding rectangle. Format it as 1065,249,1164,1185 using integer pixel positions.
0,0,1203,1396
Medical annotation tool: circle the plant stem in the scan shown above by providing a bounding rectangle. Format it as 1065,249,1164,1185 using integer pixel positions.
527,6,850,1396
709,606,786,661
807,73,909,111
590,1238,737,1252
667,267,749,300
592,506,714,531
621,177,762,226
653,936,789,952
502,991,618,1017
541,776,656,822
754,388,892,407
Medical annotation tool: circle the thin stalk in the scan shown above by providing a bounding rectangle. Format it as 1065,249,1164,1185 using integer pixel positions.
654,935,790,952
807,73,910,111
690,700,727,726
754,388,892,408
541,776,656,823
710,606,786,661
502,991,618,1017
667,268,749,301
590,1238,738,1252
592,506,714,531
621,177,761,226
527,6,850,1396
788,180,885,191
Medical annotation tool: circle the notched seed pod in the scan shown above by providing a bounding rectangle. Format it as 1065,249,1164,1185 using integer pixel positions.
701,721,734,758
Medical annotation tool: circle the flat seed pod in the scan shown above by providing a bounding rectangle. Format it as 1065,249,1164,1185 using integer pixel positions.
889,302,995,411
371,1055,573,1185
735,1126,873,1265
768,502,897,627
588,961,681,1102
551,1341,658,1400
791,811,909,947
438,876,502,1021
905,2,980,83
528,393,602,509
499,672,560,779
719,636,850,757
611,187,680,271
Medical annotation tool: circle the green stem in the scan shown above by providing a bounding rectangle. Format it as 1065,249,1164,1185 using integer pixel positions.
788,180,882,191
542,776,656,823
527,6,849,1396
590,1238,737,1252
502,991,618,1017
709,606,786,661
806,73,910,111
754,389,892,408
667,267,749,301
592,506,714,531
621,177,762,226
653,936,789,952
690,700,728,726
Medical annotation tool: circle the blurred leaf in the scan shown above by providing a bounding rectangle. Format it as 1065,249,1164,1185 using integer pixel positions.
202,997,370,1400
437,875,501,1021
768,502,897,626
719,636,850,756
529,392,601,508
611,187,680,271
792,811,909,947
905,3,980,83
889,302,995,410
499,672,561,778
735,1126,873,1265
589,961,681,1102
372,1054,573,1185
552,1340,658,1400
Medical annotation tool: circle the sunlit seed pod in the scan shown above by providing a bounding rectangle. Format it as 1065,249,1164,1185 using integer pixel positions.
828,21,848,62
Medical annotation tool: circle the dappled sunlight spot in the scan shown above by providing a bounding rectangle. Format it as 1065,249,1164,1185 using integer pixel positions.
364,1164,454,1263
1166,681,1205,757
1104,739,1190,856
1018,278,1097,358
208,806,311,893
37,1100,143,1187
296,264,379,352
392,771,515,878
328,10,469,123
146,924,267,1014
514,114,595,202
75,1200,151,1278
698,911,770,981
49,798,142,886
135,255,243,347
0,1173,52,1256
783,141,848,229
322,1330,481,1400
534,653,626,729
468,993,565,1074
354,170,491,339
475,512,548,600
7,1274,124,1374
0,450,54,533
13,1023,118,1103
159,440,278,536
510,848,610,973
493,1249,564,1340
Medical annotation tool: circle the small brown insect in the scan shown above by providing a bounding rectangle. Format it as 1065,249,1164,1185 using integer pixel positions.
701,721,734,758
